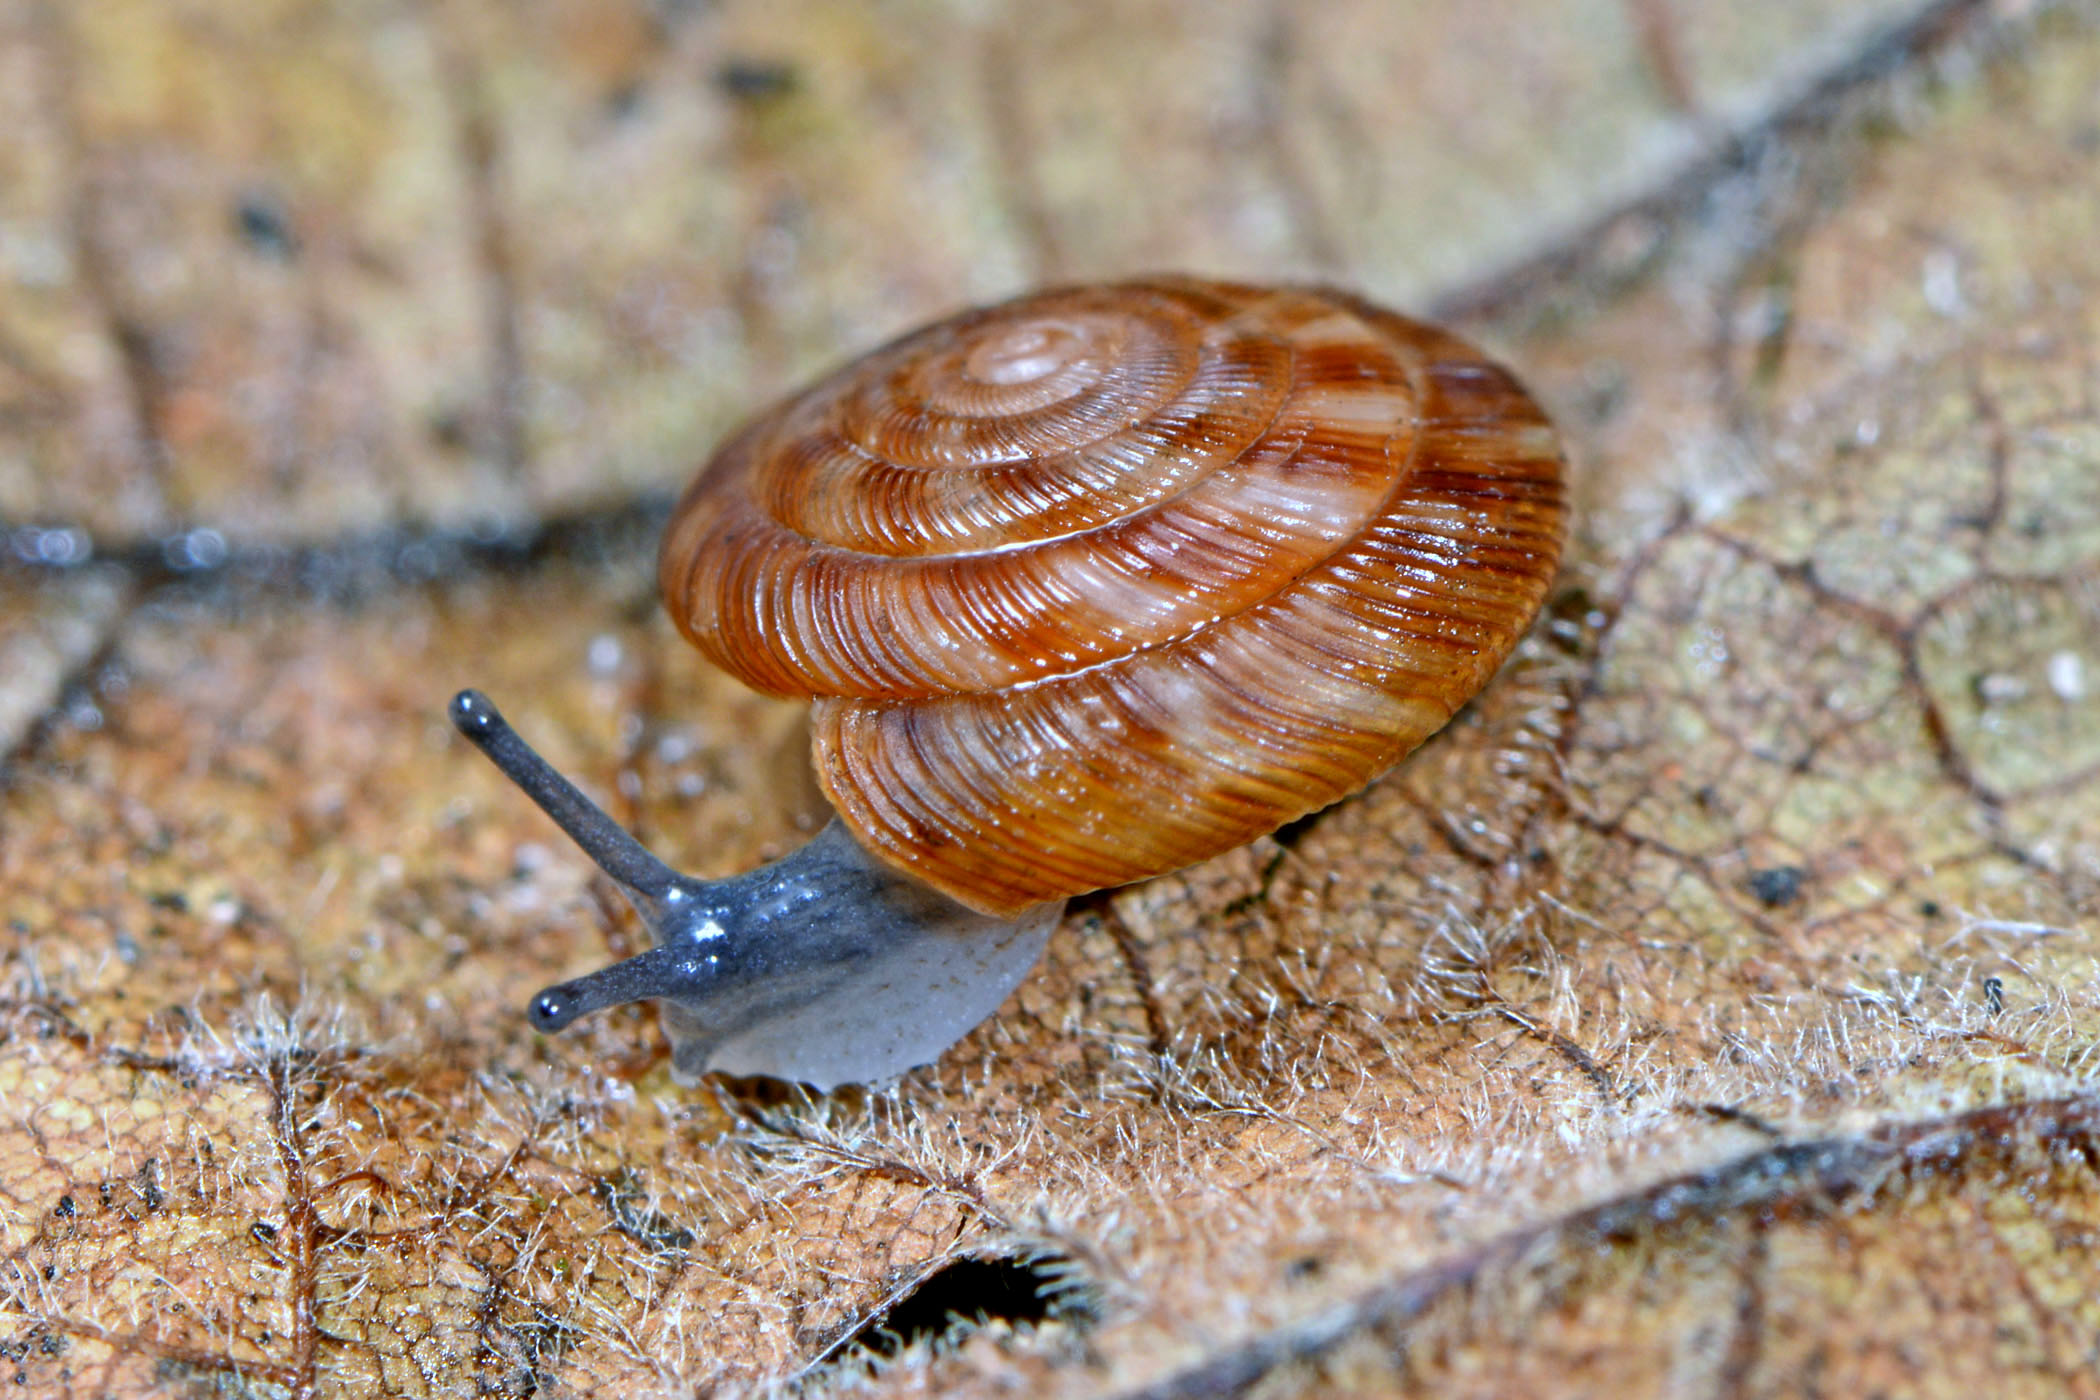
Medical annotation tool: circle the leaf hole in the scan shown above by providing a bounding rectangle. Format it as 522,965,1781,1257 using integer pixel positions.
826,1251,1096,1370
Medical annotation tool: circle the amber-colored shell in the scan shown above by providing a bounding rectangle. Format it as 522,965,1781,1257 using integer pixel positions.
661,278,1567,916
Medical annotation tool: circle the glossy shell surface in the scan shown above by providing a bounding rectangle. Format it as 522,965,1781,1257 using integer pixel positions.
662,278,1568,915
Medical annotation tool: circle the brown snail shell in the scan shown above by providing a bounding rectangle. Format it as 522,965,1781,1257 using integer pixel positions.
660,277,1567,917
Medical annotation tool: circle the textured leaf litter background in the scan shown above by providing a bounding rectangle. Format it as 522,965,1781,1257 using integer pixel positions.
2,0,2099,1396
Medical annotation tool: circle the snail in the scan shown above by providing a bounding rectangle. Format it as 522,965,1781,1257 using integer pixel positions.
453,277,1566,1088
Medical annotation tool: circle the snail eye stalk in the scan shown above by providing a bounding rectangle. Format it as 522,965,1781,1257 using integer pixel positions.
450,689,685,907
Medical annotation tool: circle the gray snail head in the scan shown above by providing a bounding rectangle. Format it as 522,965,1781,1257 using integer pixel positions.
452,278,1567,1090
450,691,1059,1090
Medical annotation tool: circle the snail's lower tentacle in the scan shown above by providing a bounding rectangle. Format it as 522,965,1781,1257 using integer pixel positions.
528,944,696,1032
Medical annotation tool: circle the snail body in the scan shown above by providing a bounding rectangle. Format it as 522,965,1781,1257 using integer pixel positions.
456,278,1566,1087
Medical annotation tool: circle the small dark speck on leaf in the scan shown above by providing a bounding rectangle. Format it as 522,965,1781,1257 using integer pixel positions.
137,1161,165,1212
1918,899,1942,918
715,58,798,100
605,82,645,121
1983,975,2004,1016
1747,865,1806,907
52,1196,74,1219
233,191,298,261
427,408,472,452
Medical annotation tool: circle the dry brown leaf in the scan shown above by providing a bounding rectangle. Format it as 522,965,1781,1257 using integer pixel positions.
3,2,2098,1397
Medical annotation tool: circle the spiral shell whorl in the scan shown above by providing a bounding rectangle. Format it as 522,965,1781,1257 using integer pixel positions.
662,279,1567,915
